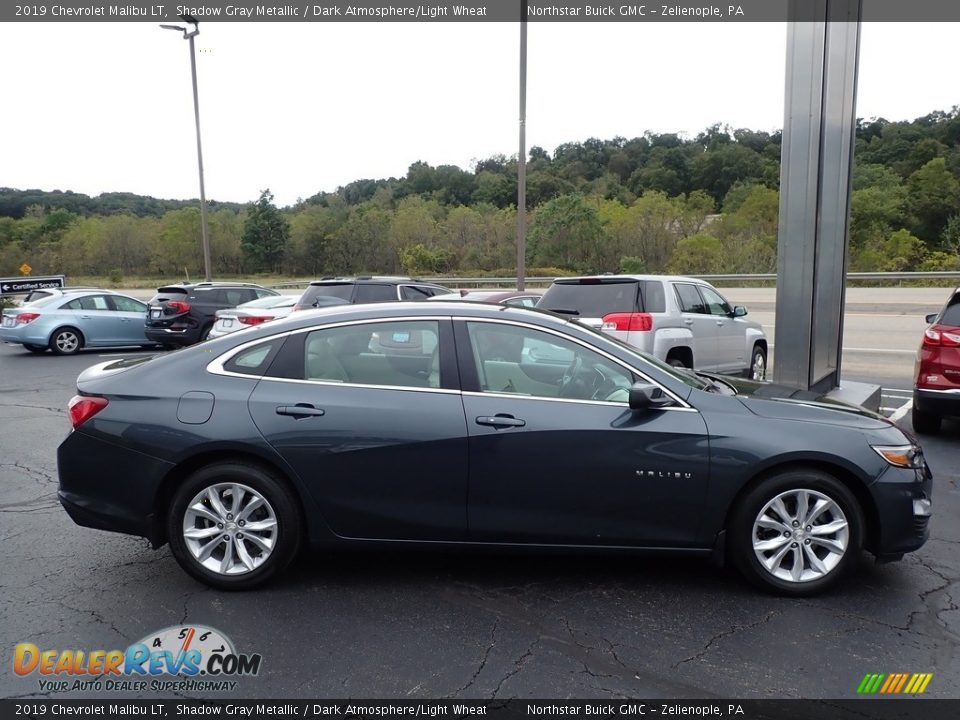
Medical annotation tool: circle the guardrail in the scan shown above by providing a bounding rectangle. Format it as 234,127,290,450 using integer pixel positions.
267,271,960,290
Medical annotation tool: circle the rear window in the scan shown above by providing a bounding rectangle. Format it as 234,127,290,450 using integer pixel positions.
150,287,188,304
300,284,355,306
540,280,643,317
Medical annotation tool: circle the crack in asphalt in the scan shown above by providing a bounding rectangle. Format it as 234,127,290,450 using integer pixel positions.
0,401,66,415
489,637,538,699
671,611,780,669
446,617,499,698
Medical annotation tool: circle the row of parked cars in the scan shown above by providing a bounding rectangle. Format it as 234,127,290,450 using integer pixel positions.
3,275,959,433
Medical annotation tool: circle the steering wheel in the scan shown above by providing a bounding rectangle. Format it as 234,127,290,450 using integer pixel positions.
558,355,584,398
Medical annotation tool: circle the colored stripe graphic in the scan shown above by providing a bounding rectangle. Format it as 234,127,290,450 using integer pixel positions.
857,672,932,694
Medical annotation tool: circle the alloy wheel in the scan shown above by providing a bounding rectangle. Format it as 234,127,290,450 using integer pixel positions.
751,352,766,381
182,483,278,576
55,331,80,353
751,488,849,583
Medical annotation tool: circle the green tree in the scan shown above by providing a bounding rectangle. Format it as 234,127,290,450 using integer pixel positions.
242,190,290,273
667,234,725,274
906,158,960,243
527,193,604,272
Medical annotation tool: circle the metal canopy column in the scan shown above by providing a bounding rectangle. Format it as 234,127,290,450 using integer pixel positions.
774,0,862,392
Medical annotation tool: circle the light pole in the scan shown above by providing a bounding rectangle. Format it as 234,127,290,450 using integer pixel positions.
161,15,212,282
516,10,527,292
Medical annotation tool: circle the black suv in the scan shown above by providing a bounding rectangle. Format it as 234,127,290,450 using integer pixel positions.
293,276,451,310
145,282,278,347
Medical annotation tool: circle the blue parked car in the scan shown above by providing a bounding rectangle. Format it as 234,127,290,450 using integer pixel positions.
0,290,153,355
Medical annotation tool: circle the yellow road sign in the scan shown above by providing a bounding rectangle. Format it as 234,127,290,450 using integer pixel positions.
19,263,32,275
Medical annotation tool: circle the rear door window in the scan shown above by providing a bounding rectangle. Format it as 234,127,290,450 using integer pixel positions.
674,284,708,314
109,296,147,313
65,295,112,311
303,321,441,388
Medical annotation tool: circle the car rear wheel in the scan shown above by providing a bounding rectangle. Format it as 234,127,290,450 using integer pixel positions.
729,469,863,596
167,462,302,590
911,406,941,435
24,344,47,354
49,328,84,355
750,345,767,381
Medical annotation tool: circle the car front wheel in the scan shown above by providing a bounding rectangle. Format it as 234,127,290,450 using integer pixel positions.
167,462,302,590
750,345,767,381
729,469,863,596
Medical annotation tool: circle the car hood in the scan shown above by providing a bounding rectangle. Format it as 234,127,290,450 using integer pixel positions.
704,373,894,430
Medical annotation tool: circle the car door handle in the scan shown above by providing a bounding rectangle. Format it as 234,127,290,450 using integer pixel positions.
276,404,325,418
80,315,91,319
716,320,725,326
683,319,694,326
476,415,526,428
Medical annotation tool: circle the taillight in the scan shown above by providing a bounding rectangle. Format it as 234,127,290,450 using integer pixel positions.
239,315,273,326
601,312,653,332
15,312,40,325
924,325,960,347
68,395,109,430
167,300,191,314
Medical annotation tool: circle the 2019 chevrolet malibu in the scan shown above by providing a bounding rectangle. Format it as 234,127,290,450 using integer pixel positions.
57,303,932,594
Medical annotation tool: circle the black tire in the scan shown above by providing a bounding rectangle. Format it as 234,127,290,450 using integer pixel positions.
728,468,863,596
749,344,767,381
48,327,84,355
24,344,47,354
911,406,941,435
167,462,302,590
199,324,213,342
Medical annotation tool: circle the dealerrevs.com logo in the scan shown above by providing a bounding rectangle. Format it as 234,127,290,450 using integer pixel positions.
13,625,262,693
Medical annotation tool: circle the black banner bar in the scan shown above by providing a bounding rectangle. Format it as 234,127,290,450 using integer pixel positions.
2,700,960,720
6,1,960,23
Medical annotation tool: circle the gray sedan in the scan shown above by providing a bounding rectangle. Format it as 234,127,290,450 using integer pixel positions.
0,290,152,354
58,302,931,594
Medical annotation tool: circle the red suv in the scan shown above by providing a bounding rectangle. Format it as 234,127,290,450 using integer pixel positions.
913,287,960,434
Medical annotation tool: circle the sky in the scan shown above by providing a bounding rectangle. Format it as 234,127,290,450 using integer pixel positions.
0,21,957,208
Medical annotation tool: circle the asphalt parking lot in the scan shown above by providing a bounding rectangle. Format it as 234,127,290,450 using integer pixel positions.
1,340,958,701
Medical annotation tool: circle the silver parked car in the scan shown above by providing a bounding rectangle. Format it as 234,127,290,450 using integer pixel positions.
538,274,768,379
0,290,152,355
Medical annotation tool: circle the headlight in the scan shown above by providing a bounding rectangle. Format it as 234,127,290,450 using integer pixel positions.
871,444,925,469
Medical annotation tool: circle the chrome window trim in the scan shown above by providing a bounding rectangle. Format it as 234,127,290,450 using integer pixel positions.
206,315,449,387
257,375,461,395
456,316,694,410
460,390,698,412
206,313,696,411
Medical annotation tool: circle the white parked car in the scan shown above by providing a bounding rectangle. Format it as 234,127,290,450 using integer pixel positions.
207,295,301,339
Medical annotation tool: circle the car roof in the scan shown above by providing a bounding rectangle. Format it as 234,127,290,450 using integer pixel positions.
551,274,706,284
158,281,269,290
307,276,436,285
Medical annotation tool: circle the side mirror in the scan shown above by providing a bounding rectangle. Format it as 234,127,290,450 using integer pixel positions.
628,382,675,411
732,305,748,317
925,313,938,324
